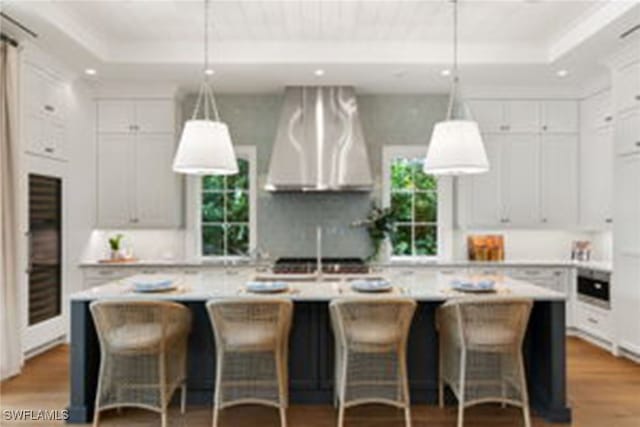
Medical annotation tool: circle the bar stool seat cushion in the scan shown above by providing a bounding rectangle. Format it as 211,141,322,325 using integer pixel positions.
107,322,186,353
221,321,278,350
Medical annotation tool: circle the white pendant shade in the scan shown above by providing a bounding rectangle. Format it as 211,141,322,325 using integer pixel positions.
172,120,238,175
424,120,489,175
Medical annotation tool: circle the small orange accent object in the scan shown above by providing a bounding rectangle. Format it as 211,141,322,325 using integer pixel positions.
467,235,504,261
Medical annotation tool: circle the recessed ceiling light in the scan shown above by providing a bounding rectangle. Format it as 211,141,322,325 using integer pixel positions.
204,68,215,76
556,69,569,78
440,69,451,77
314,69,325,77
84,68,97,76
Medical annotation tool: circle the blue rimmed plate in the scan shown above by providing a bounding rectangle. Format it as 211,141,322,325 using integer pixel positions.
451,279,496,293
246,281,289,293
351,279,392,293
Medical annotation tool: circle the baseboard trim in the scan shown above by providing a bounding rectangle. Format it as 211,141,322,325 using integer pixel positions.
24,335,66,360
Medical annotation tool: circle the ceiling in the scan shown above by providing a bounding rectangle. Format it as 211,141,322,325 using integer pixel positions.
2,0,640,94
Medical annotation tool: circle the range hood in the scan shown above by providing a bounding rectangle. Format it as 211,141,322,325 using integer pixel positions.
265,86,373,191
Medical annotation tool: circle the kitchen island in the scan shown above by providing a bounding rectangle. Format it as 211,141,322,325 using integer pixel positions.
67,268,571,423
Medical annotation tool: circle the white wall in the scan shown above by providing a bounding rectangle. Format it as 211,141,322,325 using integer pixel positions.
83,229,186,262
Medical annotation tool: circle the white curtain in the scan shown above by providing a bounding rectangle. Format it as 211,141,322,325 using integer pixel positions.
0,40,23,380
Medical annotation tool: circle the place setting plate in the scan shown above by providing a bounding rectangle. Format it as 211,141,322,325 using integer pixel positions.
449,279,497,294
245,281,290,294
350,279,393,293
128,276,180,293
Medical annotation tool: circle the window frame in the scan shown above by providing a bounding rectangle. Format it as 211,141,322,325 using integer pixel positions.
187,146,257,261
382,145,453,263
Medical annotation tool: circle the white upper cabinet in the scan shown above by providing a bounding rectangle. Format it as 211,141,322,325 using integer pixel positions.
582,90,613,130
614,61,640,113
97,100,134,133
468,100,504,133
96,98,181,228
580,125,613,228
22,62,68,160
615,108,640,157
135,100,175,133
134,134,181,227
502,134,540,225
459,134,503,227
504,100,540,133
97,99,174,134
97,134,134,227
614,154,640,255
541,134,578,226
458,98,579,229
541,100,578,133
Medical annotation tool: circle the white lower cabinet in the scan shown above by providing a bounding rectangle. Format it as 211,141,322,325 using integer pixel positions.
574,301,613,342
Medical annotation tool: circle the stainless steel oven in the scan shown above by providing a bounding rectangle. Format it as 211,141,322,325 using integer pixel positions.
577,268,611,310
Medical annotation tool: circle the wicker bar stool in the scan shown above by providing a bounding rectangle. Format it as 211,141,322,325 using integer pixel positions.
330,297,417,427
436,297,533,427
206,298,293,427
90,300,192,427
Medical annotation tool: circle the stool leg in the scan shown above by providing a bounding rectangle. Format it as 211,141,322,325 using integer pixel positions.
276,348,288,427
180,381,187,414
337,354,348,427
438,341,444,408
400,348,412,427
518,353,532,427
213,354,223,427
457,350,467,427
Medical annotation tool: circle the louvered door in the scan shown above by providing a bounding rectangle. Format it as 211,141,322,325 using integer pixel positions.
27,174,62,326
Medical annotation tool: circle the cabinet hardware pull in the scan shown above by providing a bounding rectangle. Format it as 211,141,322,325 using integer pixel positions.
605,218,613,223
44,105,55,112
635,95,640,101
604,116,613,122
587,317,598,324
44,147,54,153
635,141,640,147
542,125,548,131
542,218,548,223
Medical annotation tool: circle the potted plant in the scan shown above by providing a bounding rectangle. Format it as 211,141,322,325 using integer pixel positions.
108,234,125,260
352,202,396,262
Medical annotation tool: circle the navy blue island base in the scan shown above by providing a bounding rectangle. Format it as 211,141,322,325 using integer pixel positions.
67,300,571,423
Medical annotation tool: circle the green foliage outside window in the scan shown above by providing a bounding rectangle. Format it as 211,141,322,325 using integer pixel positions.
201,159,250,256
390,158,438,257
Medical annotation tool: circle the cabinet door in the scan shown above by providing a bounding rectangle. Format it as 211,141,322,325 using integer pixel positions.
581,90,613,131
460,134,503,227
134,100,175,134
97,134,135,227
134,134,180,227
43,119,66,159
580,126,613,228
502,134,540,225
97,100,135,133
614,154,640,255
615,108,640,157
467,100,505,133
541,134,578,226
614,253,640,354
541,100,578,133
615,61,640,113
505,100,540,133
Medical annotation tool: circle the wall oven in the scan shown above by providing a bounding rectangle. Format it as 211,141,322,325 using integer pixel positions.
577,268,611,310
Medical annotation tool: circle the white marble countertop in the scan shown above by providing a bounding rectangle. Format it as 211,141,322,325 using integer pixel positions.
78,259,613,273
70,268,567,302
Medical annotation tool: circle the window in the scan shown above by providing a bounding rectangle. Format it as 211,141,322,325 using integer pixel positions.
382,146,452,260
196,147,256,258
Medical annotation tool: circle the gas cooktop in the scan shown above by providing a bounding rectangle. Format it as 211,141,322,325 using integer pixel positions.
273,258,369,275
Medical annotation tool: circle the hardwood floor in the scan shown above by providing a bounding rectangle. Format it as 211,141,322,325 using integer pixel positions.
1,337,638,426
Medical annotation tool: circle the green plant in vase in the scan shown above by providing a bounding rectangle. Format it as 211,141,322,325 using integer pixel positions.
108,234,125,260
352,202,396,262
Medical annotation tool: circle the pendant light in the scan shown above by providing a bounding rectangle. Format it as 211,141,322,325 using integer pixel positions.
172,0,238,175
424,0,489,175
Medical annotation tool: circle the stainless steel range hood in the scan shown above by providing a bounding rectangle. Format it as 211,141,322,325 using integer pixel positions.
265,86,373,192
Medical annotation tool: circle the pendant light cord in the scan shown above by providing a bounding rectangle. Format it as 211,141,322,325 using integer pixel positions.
446,0,459,120
192,0,221,122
